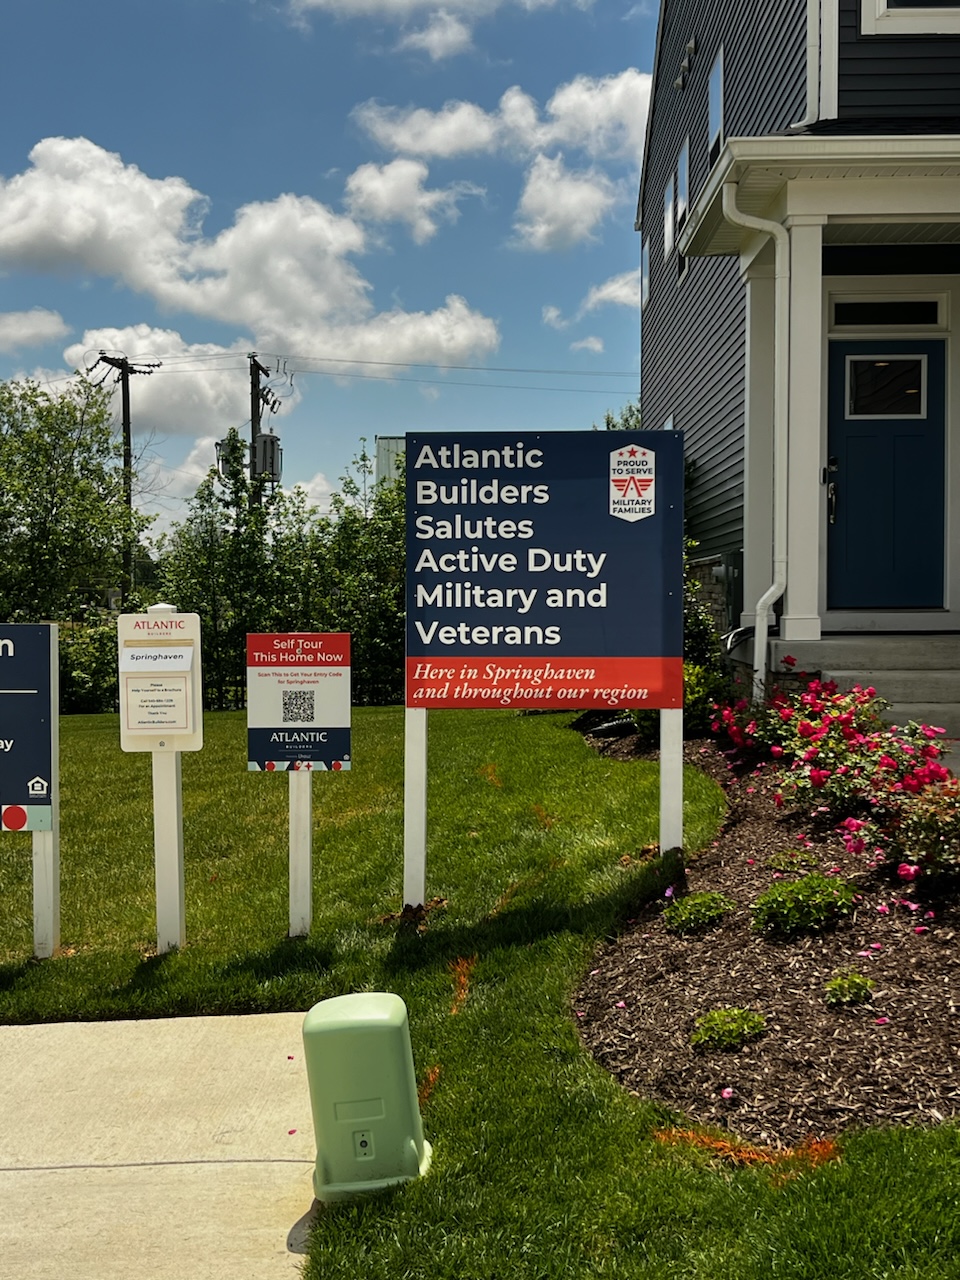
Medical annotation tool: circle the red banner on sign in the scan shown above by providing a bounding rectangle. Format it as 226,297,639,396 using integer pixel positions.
246,632,351,667
405,655,682,710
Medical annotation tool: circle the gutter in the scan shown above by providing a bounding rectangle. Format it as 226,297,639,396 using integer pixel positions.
789,0,821,130
720,183,790,699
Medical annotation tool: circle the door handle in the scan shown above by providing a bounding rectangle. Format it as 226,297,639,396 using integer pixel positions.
828,481,837,525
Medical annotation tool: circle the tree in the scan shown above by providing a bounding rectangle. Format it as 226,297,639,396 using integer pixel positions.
159,436,407,708
595,398,642,431
0,378,145,620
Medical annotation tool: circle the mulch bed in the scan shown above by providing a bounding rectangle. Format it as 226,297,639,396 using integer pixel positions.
573,731,960,1148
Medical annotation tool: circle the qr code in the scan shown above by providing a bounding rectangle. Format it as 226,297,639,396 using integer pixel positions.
282,689,315,723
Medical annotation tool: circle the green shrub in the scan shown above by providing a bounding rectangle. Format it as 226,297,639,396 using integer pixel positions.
890,777,960,876
824,971,874,1008
59,613,119,714
752,873,855,936
691,1007,766,1052
766,849,818,873
663,890,736,936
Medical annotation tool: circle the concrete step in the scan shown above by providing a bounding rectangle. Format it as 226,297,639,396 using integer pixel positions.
882,703,960,743
769,634,960,672
824,669,960,703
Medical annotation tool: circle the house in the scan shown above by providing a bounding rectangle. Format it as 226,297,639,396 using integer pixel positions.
638,0,960,730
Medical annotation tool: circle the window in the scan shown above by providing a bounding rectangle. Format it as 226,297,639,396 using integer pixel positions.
662,415,675,432
676,140,689,232
663,175,675,259
846,356,926,418
641,239,650,309
708,50,724,167
676,140,689,282
861,0,960,33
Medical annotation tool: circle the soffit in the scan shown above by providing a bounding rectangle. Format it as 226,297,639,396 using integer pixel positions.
681,137,960,258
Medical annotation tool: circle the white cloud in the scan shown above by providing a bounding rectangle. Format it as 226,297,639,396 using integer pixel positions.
396,11,473,58
354,69,649,162
344,159,481,243
513,153,615,251
570,335,603,353
580,269,639,313
541,304,566,329
0,308,69,353
294,472,335,512
353,99,499,159
0,139,500,369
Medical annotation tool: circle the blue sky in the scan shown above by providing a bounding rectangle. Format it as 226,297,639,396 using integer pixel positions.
0,0,654,532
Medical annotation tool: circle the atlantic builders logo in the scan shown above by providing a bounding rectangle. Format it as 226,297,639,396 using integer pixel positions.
609,445,655,522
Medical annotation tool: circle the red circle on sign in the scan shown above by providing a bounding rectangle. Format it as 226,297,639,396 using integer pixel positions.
266,761,276,771
332,761,342,771
3,806,27,831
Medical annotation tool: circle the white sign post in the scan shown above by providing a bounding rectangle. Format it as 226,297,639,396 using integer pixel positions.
246,633,352,937
118,604,203,954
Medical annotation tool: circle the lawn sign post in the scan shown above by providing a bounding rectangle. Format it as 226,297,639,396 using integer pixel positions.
246,633,351,936
0,625,59,958
117,604,203,954
404,430,684,909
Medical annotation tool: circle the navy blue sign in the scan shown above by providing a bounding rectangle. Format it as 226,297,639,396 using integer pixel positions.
0,625,55,830
405,431,684,710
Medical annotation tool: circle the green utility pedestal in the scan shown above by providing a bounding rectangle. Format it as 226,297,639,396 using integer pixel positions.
302,992,432,1203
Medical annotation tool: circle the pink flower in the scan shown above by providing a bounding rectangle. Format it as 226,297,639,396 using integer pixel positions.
843,818,867,832
782,654,797,668
809,768,831,787
897,863,921,881
746,858,755,866
576,1011,585,1018
870,942,883,951
877,904,890,915
900,900,920,912
924,911,935,919
774,793,784,809
771,744,784,758
721,1087,734,1099
914,926,930,935
615,1001,626,1009
874,1017,889,1026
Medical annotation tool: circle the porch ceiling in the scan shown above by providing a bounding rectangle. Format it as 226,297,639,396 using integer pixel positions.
681,136,960,258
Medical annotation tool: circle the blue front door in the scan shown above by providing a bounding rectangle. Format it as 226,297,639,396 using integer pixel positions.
827,340,945,610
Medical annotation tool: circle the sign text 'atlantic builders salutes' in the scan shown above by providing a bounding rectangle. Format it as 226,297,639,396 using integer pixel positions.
405,430,684,710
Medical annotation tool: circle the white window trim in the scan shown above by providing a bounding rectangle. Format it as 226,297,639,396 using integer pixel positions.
677,139,689,230
828,292,947,335
663,176,675,259
845,352,928,420
861,0,960,35
641,238,650,309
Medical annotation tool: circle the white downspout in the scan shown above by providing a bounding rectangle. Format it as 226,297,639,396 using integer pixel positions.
721,183,790,700
790,0,821,130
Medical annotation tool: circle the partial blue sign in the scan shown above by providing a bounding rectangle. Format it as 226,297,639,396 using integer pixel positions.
0,625,56,831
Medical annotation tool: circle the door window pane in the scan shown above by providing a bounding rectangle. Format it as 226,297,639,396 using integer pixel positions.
848,358,925,417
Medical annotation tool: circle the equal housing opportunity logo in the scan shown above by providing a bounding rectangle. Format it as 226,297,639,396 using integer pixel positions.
609,445,655,522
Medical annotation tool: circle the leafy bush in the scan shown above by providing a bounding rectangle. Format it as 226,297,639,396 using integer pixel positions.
824,971,874,1008
766,849,818,873
752,873,855,936
712,670,951,818
663,890,736,935
876,777,960,877
59,613,119,714
691,1007,766,1052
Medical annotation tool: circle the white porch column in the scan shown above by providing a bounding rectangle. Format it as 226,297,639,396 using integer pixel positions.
741,266,776,628
782,216,825,641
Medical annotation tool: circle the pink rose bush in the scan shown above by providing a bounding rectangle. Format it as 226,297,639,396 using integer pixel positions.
711,663,957,878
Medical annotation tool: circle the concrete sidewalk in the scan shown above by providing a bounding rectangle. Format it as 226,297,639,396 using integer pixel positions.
0,1014,318,1280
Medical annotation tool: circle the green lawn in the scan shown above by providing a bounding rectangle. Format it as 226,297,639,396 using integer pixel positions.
2,709,959,1278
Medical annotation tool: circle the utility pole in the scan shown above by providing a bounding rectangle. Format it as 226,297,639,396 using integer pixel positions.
91,352,161,598
248,352,282,506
